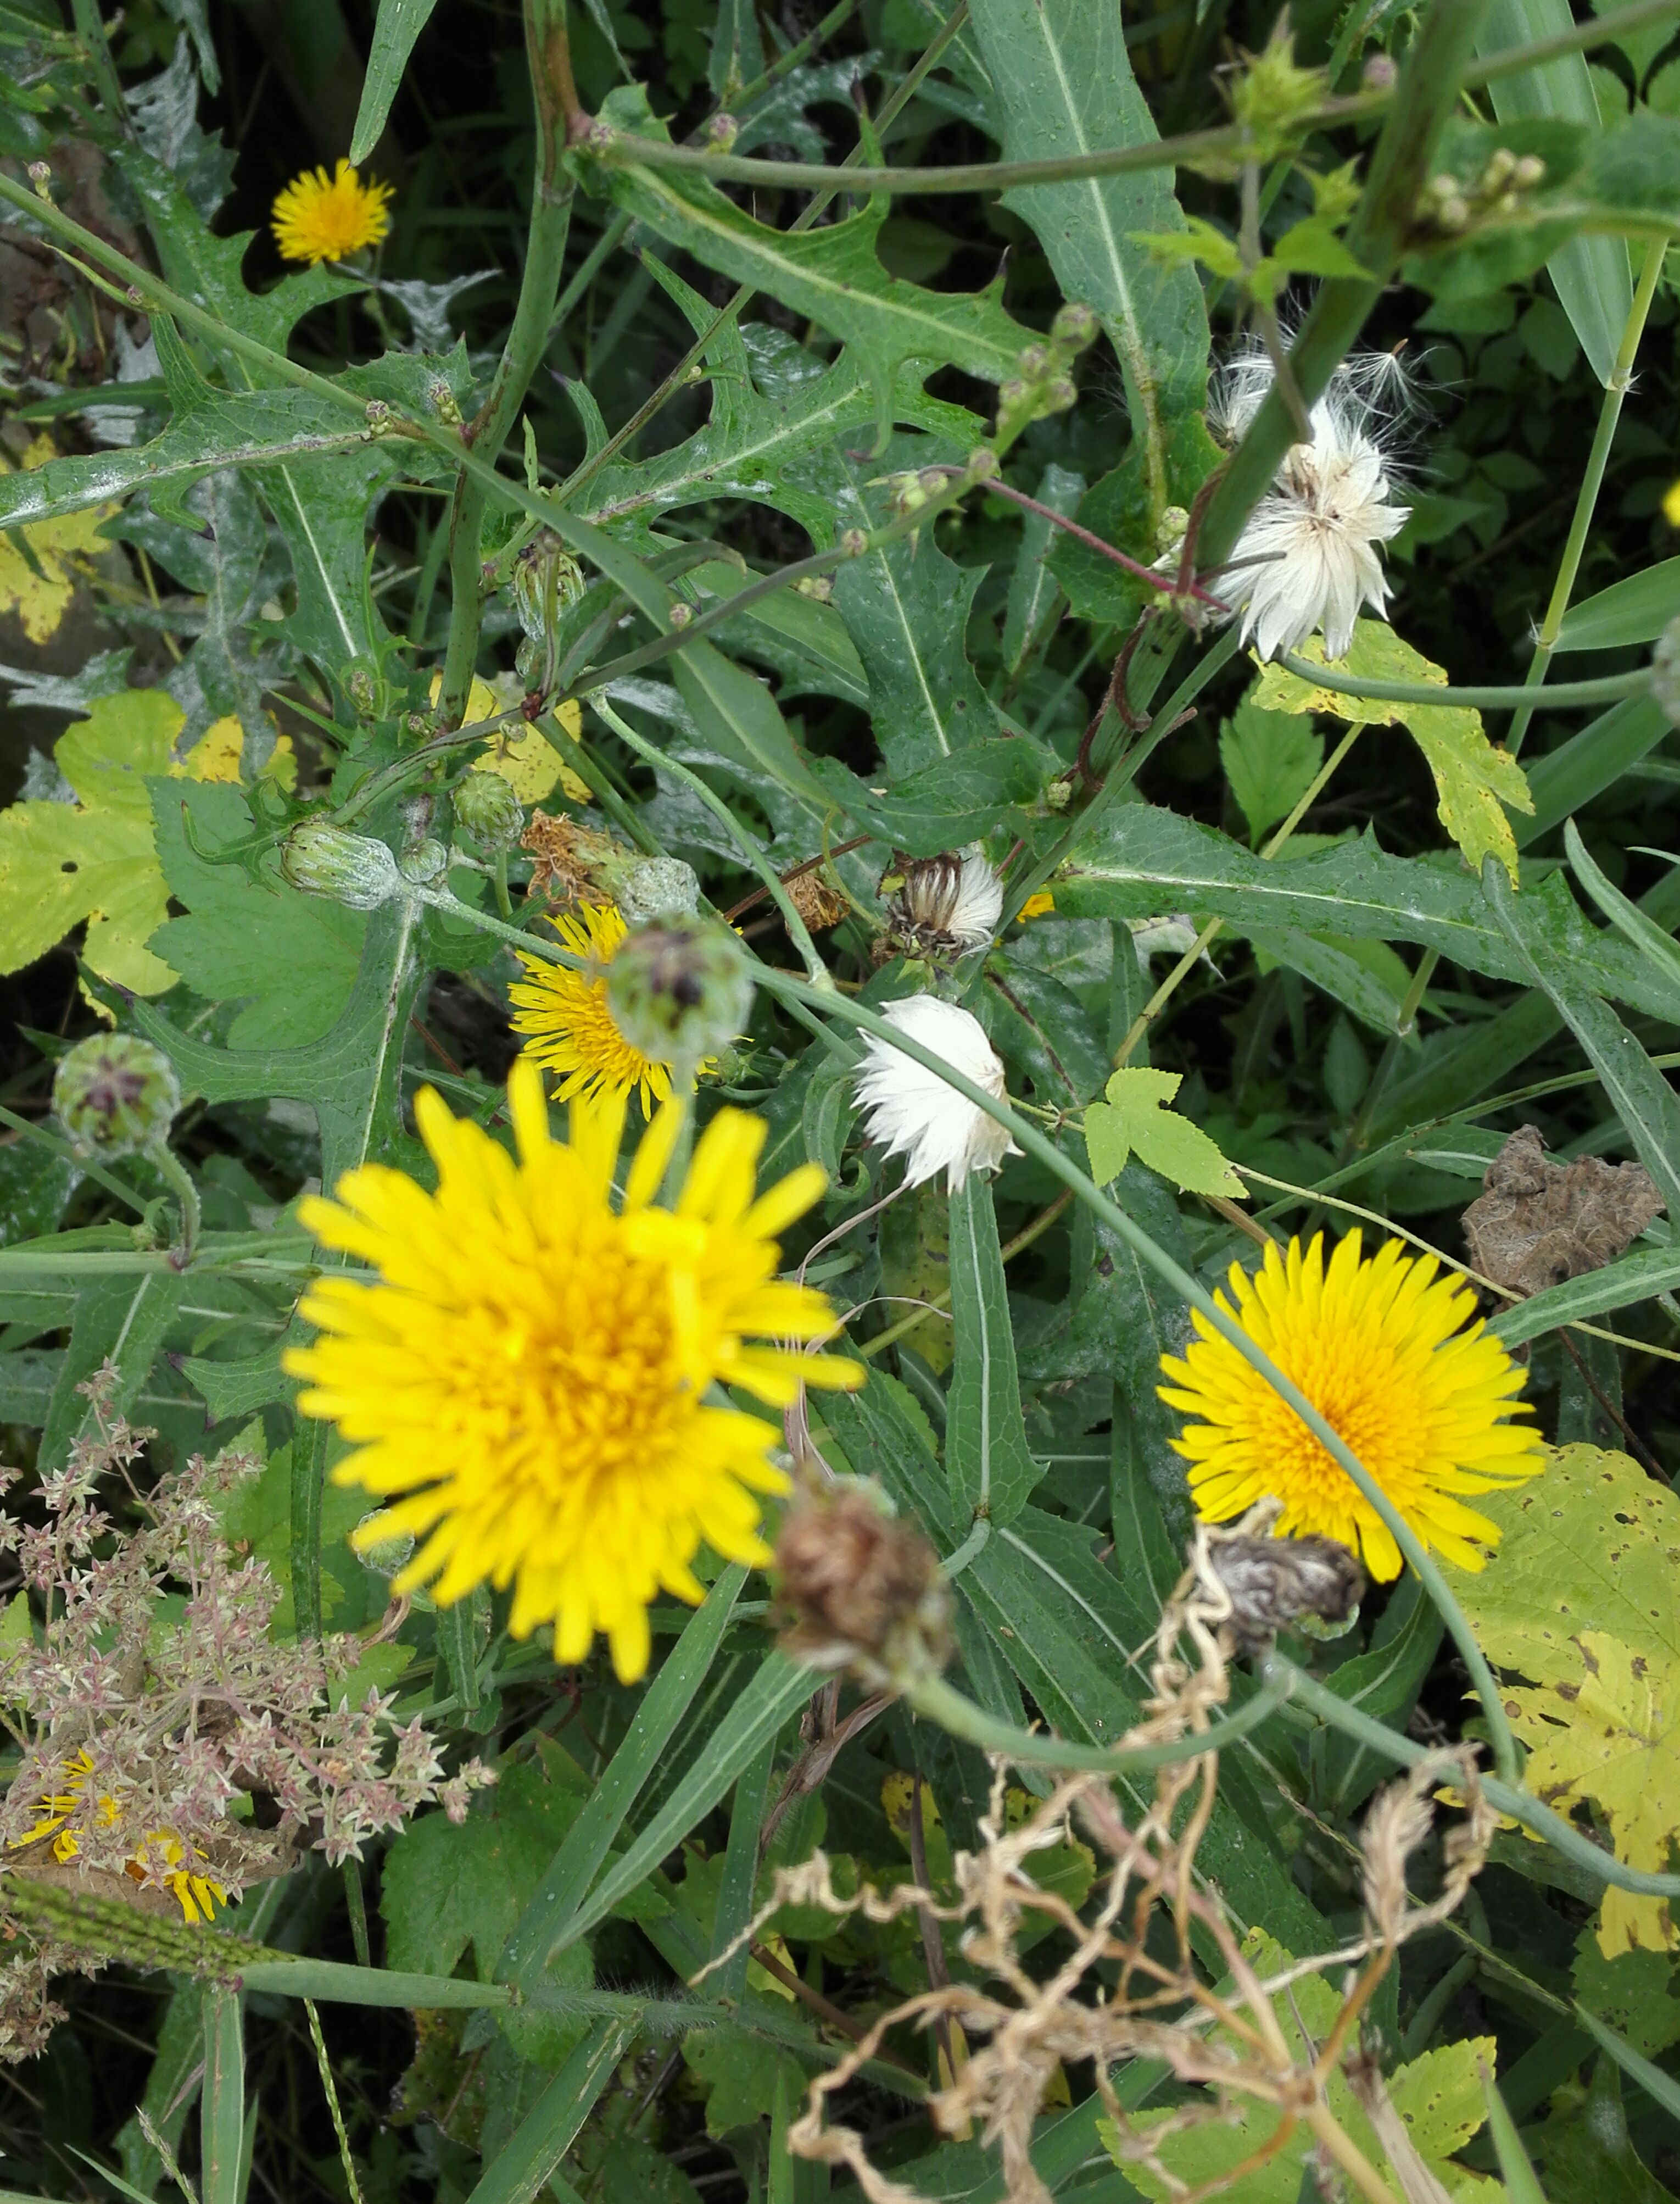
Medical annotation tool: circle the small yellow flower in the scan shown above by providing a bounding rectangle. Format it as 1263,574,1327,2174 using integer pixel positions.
271,159,393,265
14,1750,226,1925
286,1060,864,1683
1018,890,1056,920
1664,478,1680,530
509,900,695,1114
1159,1231,1543,1579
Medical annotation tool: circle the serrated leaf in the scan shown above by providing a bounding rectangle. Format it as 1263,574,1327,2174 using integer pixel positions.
1220,695,1324,843
1455,1446,1680,1955
576,86,1042,432
0,689,285,993
1084,1068,1242,1199
1254,621,1533,881
966,0,1208,508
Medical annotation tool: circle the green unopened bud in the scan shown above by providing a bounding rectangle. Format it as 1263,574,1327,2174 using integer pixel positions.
1050,302,1099,354
427,378,462,426
54,1033,180,1157
344,660,380,719
454,771,524,851
616,857,701,924
1512,154,1546,191
398,837,448,887
1361,53,1397,92
282,821,404,909
1481,147,1517,194
355,1510,416,1579
1015,342,1051,379
1652,616,1680,726
512,531,586,647
605,921,754,1067
1041,373,1078,413
1229,24,1327,148
706,112,739,152
1155,504,1190,558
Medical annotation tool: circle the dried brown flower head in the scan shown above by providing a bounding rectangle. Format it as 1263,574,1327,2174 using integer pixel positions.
1463,1123,1664,1299
874,846,1002,966
785,865,850,932
520,809,617,906
1205,1529,1366,1655
775,1483,951,1685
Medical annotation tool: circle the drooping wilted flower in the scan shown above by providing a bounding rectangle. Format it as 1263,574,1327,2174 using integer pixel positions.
877,845,1003,965
854,995,1018,1192
1212,346,1410,662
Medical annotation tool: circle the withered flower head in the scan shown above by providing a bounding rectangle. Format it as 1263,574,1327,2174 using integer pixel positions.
1206,1530,1365,1655
786,866,850,933
520,809,618,906
875,844,1002,966
775,1483,951,1687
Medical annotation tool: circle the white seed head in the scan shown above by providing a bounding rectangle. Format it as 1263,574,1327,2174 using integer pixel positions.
880,844,1003,961
854,995,1019,1193
1212,346,1411,662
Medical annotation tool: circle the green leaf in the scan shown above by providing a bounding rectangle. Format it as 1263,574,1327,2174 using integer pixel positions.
1522,697,1671,845
1564,817,1680,1019
150,780,365,1047
1555,558,1680,652
1572,1930,1680,2060
1489,1244,1680,1348
468,2019,641,2204
946,1175,1040,1529
1315,1574,1443,1815
1474,0,1633,385
1574,2005,1680,2127
1002,462,1083,675
1220,696,1324,844
576,87,1044,431
350,0,441,163
811,736,1054,856
1083,1068,1243,1198
1480,2067,1551,2203
1254,622,1533,880
1266,214,1374,279
1055,805,1673,1020
1045,410,1223,628
39,1273,186,1473
682,2028,810,2141
966,0,1209,508
1483,857,1680,1217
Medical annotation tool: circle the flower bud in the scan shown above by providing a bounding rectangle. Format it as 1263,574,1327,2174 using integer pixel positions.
605,920,754,1067
1512,154,1546,191
1361,53,1397,92
1050,301,1099,354
427,379,462,426
774,1482,951,1687
454,771,524,851
1015,342,1051,379
1155,504,1190,558
1041,372,1078,413
54,1033,180,1158
511,531,586,647
398,837,448,887
706,112,739,152
1481,147,1517,193
281,822,404,909
1652,616,1680,726
615,856,701,925
839,527,868,558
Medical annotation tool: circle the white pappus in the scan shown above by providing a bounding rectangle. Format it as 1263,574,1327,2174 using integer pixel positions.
1212,344,1413,664
853,995,1019,1193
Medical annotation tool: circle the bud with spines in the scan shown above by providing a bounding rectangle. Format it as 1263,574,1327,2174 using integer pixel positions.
454,771,524,852
604,920,753,1069
53,1033,180,1158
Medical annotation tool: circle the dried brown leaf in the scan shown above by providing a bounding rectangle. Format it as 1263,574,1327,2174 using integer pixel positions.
1462,1124,1664,1298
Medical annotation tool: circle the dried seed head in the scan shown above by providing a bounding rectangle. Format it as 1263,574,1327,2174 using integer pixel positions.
1206,1532,1365,1655
53,1035,180,1159
775,1483,951,1685
877,844,1003,965
520,810,619,905
786,867,850,932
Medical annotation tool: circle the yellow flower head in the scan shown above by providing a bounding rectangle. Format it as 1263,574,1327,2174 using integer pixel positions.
1018,890,1056,920
1159,1231,1543,1580
14,1750,226,1925
271,159,393,265
509,900,697,1114
285,1061,863,1683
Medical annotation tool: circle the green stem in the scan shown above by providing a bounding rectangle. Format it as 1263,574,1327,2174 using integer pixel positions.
906,1665,1296,1773
1505,237,1667,758
590,697,830,985
144,1141,201,1266
753,962,1521,1784
1277,657,1647,714
68,0,128,125
439,0,579,727
493,849,513,919
0,1102,147,1215
1262,1654,1680,1900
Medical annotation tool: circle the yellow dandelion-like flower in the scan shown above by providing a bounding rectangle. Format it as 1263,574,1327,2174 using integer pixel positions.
14,1750,226,1925
509,900,699,1114
284,1059,864,1683
271,158,393,265
1158,1231,1544,1580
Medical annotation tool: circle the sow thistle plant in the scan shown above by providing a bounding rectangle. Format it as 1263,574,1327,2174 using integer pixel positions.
4,0,1680,2194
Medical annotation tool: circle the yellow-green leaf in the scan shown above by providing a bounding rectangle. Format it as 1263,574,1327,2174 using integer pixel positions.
0,433,114,646
1253,620,1533,882
0,689,281,994
1084,1067,1243,1198
1454,1445,1680,1955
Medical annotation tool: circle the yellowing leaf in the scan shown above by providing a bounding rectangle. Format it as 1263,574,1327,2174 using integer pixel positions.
1106,1930,1493,2202
1454,1445,1680,1954
1253,620,1533,882
0,691,284,994
0,434,114,645
1084,1067,1243,1198
427,674,592,804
